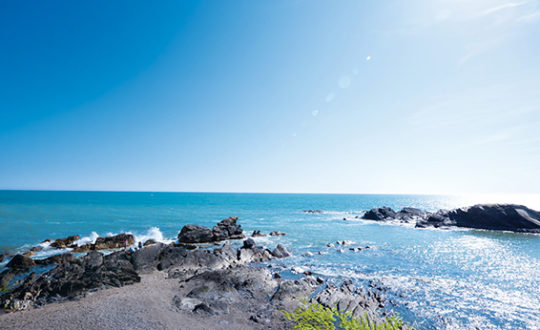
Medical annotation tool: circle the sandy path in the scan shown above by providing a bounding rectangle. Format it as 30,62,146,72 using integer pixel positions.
0,271,270,330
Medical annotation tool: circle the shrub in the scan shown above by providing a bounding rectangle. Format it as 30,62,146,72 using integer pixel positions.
282,300,406,330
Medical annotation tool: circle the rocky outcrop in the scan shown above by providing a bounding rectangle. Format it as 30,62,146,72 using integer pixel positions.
178,217,244,243
363,207,397,221
94,233,135,250
50,235,80,248
1,251,140,310
6,254,35,269
271,244,291,258
251,230,265,237
416,204,540,232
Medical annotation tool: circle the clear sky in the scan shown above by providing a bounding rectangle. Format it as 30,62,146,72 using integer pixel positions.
1,0,539,194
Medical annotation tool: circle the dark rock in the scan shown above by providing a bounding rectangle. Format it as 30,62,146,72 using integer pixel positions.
131,243,166,271
304,210,323,214
6,254,35,269
416,204,540,233
30,246,43,252
0,254,6,262
269,231,286,236
243,238,256,249
143,239,157,246
178,225,214,243
362,207,397,221
271,244,291,258
397,207,427,221
212,216,244,241
50,235,80,249
35,253,77,266
251,230,266,237
0,269,19,290
22,251,35,257
71,243,94,253
94,233,135,250
157,246,189,270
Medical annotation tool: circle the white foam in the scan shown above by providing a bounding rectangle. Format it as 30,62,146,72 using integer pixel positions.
132,227,173,245
73,232,99,246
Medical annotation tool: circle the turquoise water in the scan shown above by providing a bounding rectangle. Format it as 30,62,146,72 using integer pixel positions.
1,191,539,329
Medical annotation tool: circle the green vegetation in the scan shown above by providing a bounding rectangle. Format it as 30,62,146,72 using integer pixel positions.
282,300,406,330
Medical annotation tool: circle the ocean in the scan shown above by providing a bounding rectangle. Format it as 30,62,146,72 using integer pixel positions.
0,191,539,329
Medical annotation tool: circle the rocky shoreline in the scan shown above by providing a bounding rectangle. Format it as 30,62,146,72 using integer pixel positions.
0,217,393,329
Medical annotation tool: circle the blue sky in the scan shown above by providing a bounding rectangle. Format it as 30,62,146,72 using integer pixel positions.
1,0,539,194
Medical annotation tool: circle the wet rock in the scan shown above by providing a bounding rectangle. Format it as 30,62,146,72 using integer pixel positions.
94,233,135,250
251,230,266,237
6,254,35,269
398,207,427,221
22,251,35,257
301,252,313,257
242,238,256,249
30,246,43,252
0,269,20,290
212,216,244,241
71,243,93,253
416,204,540,233
143,239,157,246
50,235,80,249
269,231,286,236
178,225,214,243
363,207,397,221
304,210,323,214
0,254,6,262
35,253,77,266
271,244,291,258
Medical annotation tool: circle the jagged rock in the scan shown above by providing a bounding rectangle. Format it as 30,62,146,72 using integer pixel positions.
363,207,397,221
30,246,43,252
416,204,540,232
22,251,34,257
6,254,35,269
94,233,135,250
212,216,244,241
50,235,80,249
269,231,286,236
157,246,189,271
35,253,77,266
71,243,93,253
251,230,266,237
178,225,215,243
131,243,167,271
271,244,291,258
398,207,427,221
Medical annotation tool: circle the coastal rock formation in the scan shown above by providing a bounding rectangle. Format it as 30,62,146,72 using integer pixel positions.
50,235,80,248
178,217,244,243
94,233,135,249
6,254,35,269
361,204,540,233
1,251,140,310
416,204,540,232
251,230,265,237
271,244,291,258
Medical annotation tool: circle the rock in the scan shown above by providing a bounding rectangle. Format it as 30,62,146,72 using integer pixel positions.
143,239,157,246
71,243,93,253
303,210,323,214
416,204,540,233
271,244,291,258
243,238,256,249
349,247,362,252
94,233,135,250
362,207,397,221
30,246,43,252
291,266,304,274
178,225,214,243
22,251,35,257
0,254,7,262
212,216,244,241
326,243,335,248
301,252,313,257
50,235,80,249
6,254,35,269
131,243,167,271
269,231,286,236
35,253,77,266
336,240,355,246
251,230,266,237
157,246,189,270
397,207,427,221
337,249,345,253
318,251,328,255
0,269,19,290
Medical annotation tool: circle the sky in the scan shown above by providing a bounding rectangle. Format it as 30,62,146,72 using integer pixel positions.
1,0,540,194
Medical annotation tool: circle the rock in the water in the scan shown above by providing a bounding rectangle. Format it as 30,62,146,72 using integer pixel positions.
212,216,244,241
50,235,80,248
362,207,397,221
269,231,286,236
251,230,266,237
94,233,135,250
271,244,291,258
143,239,157,246
6,254,35,269
397,207,427,221
416,204,540,233
178,225,214,243
301,252,313,257
303,210,323,214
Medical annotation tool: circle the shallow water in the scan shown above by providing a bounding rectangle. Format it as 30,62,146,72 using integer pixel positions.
1,191,539,329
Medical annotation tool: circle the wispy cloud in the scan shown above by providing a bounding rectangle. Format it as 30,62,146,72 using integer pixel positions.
479,2,526,17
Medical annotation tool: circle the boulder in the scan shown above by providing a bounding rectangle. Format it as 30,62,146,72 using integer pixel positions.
50,235,80,248
362,207,397,221
178,225,214,243
269,231,286,236
143,239,157,246
251,230,266,237
397,207,427,221
6,254,35,269
35,253,77,266
71,243,93,253
131,243,166,271
243,238,256,249
212,216,244,241
94,233,135,250
271,244,291,258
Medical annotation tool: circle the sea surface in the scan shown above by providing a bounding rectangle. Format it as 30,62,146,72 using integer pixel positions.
1,191,539,329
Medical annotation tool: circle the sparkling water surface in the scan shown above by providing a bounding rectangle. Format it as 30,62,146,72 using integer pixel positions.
1,191,539,329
